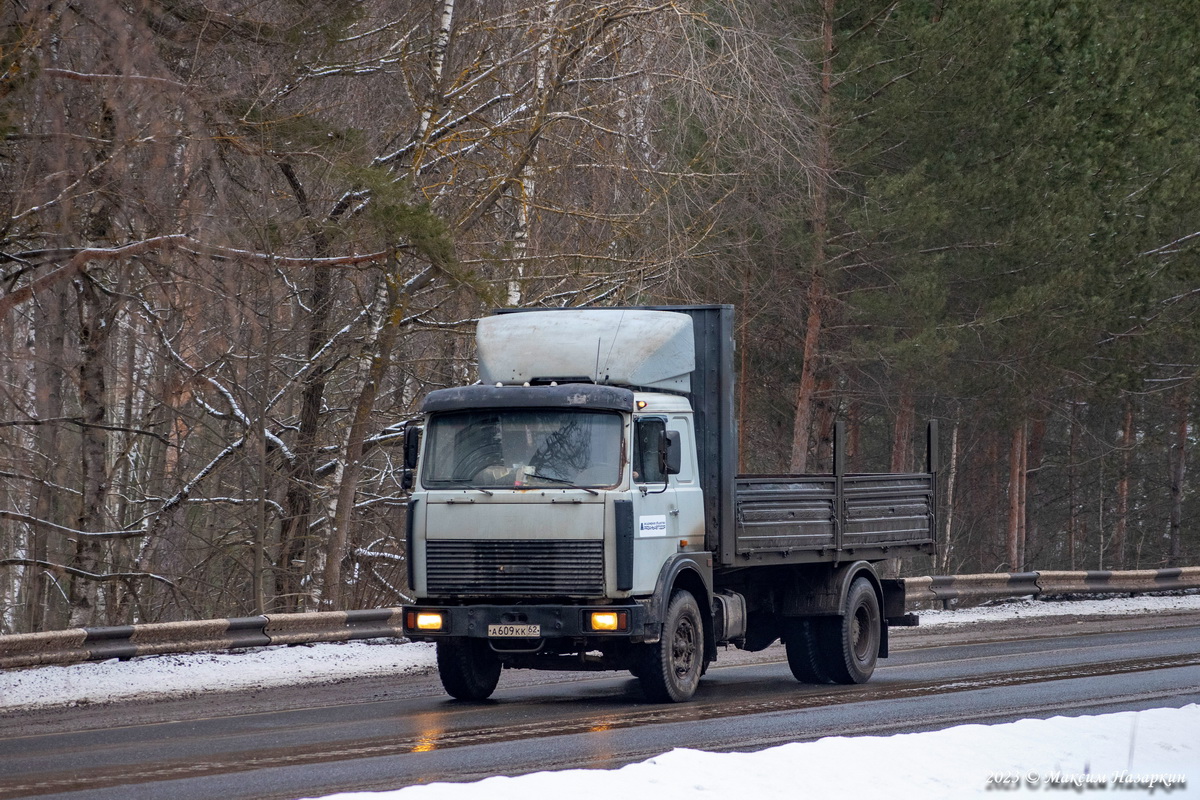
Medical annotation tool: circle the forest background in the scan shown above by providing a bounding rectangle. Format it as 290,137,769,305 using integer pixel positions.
1,0,1197,633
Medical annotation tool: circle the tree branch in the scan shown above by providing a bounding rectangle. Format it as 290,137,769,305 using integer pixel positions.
1,235,394,320
0,510,146,539
0,417,170,444
43,68,188,89
0,558,175,587
0,235,190,319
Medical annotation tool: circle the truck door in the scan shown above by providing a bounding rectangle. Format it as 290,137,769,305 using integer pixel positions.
631,416,679,592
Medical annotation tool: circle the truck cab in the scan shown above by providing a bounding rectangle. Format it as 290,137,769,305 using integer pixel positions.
404,310,717,700
410,387,705,597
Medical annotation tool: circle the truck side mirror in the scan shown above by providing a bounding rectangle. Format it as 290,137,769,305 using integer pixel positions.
660,429,682,476
403,425,422,470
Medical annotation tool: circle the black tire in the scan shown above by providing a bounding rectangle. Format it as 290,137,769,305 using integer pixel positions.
784,617,836,684
436,638,502,701
638,589,704,703
823,577,881,684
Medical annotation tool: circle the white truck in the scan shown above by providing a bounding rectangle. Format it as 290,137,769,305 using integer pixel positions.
401,306,936,702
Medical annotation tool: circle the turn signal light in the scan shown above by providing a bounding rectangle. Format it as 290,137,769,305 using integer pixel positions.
588,610,628,632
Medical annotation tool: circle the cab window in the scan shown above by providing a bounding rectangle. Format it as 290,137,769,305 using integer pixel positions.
633,418,666,484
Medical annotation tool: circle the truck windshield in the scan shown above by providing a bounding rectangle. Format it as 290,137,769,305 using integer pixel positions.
422,410,623,490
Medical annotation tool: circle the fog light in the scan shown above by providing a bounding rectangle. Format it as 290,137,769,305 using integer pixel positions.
590,612,619,631
415,612,445,631
589,611,626,631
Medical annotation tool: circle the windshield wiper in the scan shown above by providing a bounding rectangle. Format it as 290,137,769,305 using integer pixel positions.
437,479,493,496
525,472,599,495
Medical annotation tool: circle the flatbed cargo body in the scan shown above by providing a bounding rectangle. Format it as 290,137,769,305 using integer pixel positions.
732,472,936,565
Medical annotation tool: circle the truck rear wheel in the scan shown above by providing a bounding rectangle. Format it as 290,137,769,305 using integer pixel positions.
436,638,502,701
784,618,835,684
824,576,881,684
638,589,704,703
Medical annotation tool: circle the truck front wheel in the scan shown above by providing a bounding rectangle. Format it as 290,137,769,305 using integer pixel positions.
436,638,502,701
638,589,704,703
825,576,881,684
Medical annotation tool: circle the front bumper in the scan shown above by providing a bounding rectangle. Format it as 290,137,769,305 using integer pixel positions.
402,602,652,641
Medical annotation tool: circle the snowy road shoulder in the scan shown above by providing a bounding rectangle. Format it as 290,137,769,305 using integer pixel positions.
307,705,1199,800
0,639,437,712
916,592,1200,627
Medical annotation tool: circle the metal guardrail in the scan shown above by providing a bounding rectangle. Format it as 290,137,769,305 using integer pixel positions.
0,608,405,670
1,568,1197,670
903,567,1200,604
903,572,1040,602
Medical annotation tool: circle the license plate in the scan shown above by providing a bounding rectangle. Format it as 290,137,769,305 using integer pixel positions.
488,624,540,637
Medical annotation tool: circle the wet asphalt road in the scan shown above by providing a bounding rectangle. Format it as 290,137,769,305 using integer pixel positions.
2,611,1198,800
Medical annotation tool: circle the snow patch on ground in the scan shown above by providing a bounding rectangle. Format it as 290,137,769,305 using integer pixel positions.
0,639,436,711
918,591,1200,626
307,705,1200,800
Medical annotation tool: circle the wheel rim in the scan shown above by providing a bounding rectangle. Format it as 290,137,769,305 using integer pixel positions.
672,615,698,677
852,604,873,662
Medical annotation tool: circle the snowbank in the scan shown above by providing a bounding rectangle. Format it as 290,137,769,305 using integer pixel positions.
918,591,1200,627
309,705,1199,800
0,639,436,711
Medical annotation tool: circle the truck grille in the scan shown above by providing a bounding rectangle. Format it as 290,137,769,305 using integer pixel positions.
426,540,604,596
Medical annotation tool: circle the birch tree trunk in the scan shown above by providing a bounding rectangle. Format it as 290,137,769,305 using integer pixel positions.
506,0,559,306
23,286,71,631
939,416,960,573
1067,399,1080,570
1112,397,1134,570
323,275,401,610
1016,424,1028,569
